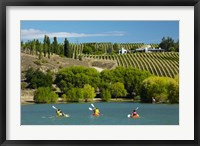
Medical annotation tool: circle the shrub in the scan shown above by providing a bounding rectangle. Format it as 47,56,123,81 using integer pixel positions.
61,94,67,99
82,84,96,102
25,68,53,89
34,87,58,103
140,76,179,103
101,89,111,102
111,82,127,99
66,88,84,102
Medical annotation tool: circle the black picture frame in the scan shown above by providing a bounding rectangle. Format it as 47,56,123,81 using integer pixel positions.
0,0,199,145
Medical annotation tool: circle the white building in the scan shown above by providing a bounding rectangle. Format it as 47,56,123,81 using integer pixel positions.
119,47,127,54
135,45,164,53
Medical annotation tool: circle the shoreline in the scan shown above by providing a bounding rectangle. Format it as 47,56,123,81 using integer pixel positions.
21,97,139,105
21,94,174,105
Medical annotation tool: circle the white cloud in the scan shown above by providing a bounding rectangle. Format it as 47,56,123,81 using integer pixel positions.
21,29,125,39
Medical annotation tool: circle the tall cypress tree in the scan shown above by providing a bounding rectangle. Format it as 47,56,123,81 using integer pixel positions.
39,43,43,60
64,38,71,58
43,35,47,57
36,39,40,55
52,37,58,54
46,36,51,58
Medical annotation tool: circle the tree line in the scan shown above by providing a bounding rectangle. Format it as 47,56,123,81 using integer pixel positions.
21,36,179,60
21,36,73,59
24,66,179,104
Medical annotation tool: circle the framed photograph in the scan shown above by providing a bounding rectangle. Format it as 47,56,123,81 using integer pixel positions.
0,0,199,145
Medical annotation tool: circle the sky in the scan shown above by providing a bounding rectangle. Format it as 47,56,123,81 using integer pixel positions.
21,21,179,44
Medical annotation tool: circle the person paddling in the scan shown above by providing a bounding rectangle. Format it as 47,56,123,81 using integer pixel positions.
56,109,64,117
52,106,70,117
93,107,101,116
132,109,138,117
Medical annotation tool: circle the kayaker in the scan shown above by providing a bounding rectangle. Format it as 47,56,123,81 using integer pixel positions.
93,107,100,116
132,109,137,117
56,109,64,117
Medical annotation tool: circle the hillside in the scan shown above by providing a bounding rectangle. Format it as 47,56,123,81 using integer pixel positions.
83,52,179,78
21,53,117,78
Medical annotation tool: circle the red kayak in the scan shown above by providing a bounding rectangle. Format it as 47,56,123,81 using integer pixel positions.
92,113,100,117
130,114,140,119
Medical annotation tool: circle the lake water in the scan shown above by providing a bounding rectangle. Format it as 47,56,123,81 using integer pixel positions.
21,102,179,125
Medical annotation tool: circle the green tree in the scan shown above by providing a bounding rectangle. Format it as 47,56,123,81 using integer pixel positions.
140,76,179,103
55,66,100,91
35,39,40,55
46,36,51,58
39,43,43,60
168,80,179,103
159,37,179,52
43,35,47,57
34,87,58,103
83,84,96,102
101,89,111,102
113,43,120,53
111,82,127,99
83,45,93,54
66,88,84,102
52,37,58,54
25,68,53,89
64,38,72,58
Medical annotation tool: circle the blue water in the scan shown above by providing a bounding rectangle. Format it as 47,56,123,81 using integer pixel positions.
21,102,179,125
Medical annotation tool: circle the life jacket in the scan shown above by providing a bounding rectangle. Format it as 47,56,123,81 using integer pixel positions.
94,109,100,115
132,112,137,116
57,110,62,116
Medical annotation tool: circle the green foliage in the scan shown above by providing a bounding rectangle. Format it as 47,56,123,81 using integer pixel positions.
159,37,179,52
43,35,47,57
101,89,111,102
61,94,67,99
174,74,179,84
55,66,100,92
25,68,53,89
113,43,120,53
82,84,96,102
100,66,152,95
25,67,34,83
83,46,93,54
111,82,127,99
34,87,58,103
64,38,73,58
66,88,84,102
140,76,179,103
168,80,179,103
78,55,82,61
35,39,40,55
52,37,58,54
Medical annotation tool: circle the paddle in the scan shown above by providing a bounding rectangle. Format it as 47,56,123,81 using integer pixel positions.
91,104,95,108
89,107,93,111
52,106,58,110
89,104,103,116
52,106,70,117
127,114,131,118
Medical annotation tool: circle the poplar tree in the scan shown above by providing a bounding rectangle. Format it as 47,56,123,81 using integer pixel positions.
43,35,47,57
64,38,72,58
46,36,51,58
52,37,58,54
